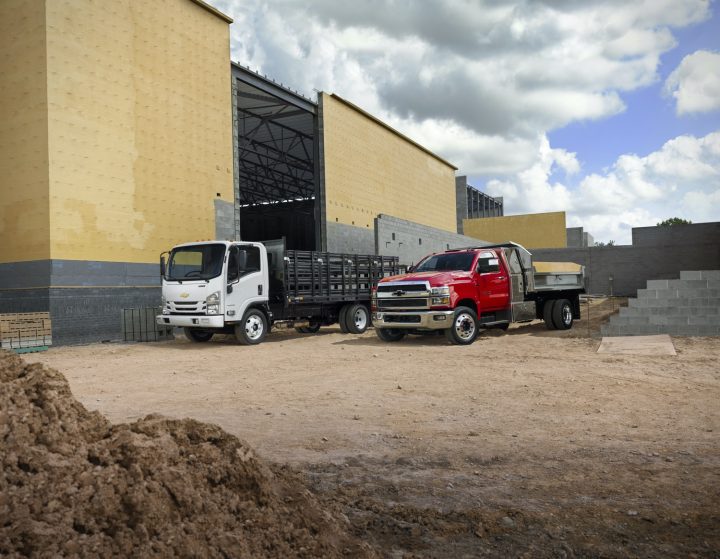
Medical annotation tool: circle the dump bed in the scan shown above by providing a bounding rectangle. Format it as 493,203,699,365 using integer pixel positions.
532,261,585,291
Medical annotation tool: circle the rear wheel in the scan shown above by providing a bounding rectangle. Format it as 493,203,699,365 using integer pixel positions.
552,298,573,330
235,308,267,345
543,300,557,330
344,303,370,334
184,328,214,343
445,306,479,345
376,328,406,342
338,305,350,333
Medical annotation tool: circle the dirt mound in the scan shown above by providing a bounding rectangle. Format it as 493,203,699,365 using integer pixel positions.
0,351,374,558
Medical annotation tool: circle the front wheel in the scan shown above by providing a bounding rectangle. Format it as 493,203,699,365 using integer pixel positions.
184,328,214,343
445,306,479,345
376,328,406,342
235,308,268,345
552,299,574,330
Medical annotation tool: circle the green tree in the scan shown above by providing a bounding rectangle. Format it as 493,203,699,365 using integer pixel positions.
594,240,615,247
657,217,692,226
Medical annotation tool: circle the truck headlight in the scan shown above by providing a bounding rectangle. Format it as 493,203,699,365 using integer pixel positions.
431,286,450,296
432,296,451,305
206,291,220,315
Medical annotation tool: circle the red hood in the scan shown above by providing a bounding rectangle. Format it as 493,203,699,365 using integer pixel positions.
379,270,473,287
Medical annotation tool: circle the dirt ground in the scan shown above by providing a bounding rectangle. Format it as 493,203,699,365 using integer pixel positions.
26,299,720,558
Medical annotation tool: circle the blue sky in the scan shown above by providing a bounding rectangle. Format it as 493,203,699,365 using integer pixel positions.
548,7,720,180
217,0,720,244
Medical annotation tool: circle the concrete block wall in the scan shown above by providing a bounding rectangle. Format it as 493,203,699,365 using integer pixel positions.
532,222,720,296
326,221,376,255
0,260,161,345
601,270,720,337
375,214,484,266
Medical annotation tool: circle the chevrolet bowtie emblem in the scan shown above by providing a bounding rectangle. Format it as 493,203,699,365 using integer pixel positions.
393,290,405,296
180,292,190,298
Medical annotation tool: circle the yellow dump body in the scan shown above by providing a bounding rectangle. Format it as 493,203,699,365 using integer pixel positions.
533,261,583,274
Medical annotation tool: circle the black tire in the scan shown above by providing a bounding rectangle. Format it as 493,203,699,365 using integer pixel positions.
376,328,406,342
235,308,268,345
445,306,479,345
184,328,214,343
552,298,573,330
338,305,350,333
543,300,557,330
295,322,321,334
343,303,370,334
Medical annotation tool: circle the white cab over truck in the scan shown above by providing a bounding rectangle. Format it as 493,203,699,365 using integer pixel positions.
157,240,398,344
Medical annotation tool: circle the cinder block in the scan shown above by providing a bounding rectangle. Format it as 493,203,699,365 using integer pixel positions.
688,315,719,326
649,315,669,325
637,289,658,299
700,271,720,280
680,271,703,280
666,315,690,325
646,279,669,289
669,325,701,336
655,288,679,299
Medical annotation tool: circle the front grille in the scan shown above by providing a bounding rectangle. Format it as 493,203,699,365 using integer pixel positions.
378,283,428,293
384,315,421,323
168,300,206,314
377,298,428,309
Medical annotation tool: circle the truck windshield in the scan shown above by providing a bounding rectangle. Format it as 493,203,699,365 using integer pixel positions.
414,252,475,272
166,244,225,281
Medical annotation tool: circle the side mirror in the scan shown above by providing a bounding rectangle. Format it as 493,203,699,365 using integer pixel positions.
160,253,167,279
407,265,415,273
237,250,248,271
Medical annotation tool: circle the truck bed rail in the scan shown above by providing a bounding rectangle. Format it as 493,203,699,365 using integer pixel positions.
283,251,399,303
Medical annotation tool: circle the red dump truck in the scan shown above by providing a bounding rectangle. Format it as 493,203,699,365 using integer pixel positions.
371,242,585,344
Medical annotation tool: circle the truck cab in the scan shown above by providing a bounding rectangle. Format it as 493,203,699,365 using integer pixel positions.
158,241,271,343
372,243,584,345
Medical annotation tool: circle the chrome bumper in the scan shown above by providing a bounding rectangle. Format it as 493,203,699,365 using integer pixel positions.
372,310,454,330
156,315,225,328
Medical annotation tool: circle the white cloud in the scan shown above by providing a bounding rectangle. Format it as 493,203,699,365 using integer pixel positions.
664,50,720,115
483,131,720,244
210,0,717,243
214,0,711,175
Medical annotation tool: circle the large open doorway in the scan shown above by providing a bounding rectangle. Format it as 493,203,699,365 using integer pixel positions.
232,65,318,250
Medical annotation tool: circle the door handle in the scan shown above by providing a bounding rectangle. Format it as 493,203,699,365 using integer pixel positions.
497,276,506,280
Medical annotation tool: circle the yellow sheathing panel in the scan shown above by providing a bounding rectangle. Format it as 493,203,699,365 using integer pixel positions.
321,93,457,233
463,212,567,249
46,0,233,263
0,0,50,263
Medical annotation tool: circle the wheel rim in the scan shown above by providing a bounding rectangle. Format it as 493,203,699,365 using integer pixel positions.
245,314,264,340
454,312,475,341
562,303,572,326
353,307,368,330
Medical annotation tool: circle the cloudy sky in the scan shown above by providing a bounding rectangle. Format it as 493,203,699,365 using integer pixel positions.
214,0,720,244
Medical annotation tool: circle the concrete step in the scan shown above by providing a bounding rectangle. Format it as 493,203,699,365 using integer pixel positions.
601,324,720,337
629,296,720,309
620,305,720,317
636,287,720,299
681,270,720,280
646,279,720,289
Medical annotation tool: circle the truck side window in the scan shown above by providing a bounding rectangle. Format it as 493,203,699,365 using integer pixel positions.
227,247,240,282
476,251,499,274
239,246,261,277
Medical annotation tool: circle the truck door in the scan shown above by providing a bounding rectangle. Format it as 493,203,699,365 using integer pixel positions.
474,250,510,312
225,244,264,319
